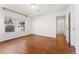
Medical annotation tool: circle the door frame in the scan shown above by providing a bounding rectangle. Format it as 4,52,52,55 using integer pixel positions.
56,15,66,36
68,12,71,47
56,14,71,47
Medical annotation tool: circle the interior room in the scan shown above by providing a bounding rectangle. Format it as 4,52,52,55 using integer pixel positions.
0,4,77,54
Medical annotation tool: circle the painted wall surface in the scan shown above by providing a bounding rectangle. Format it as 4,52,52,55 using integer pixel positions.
75,5,79,53
0,7,32,41
0,6,5,35
31,11,68,38
32,14,56,37
70,5,76,47
66,5,76,53
68,5,79,53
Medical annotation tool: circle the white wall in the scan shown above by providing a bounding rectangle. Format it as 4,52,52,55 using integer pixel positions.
0,7,32,41
65,5,77,53
68,5,79,53
70,5,76,47
0,18,32,41
32,10,68,38
32,14,56,37
75,5,79,53
0,6,5,35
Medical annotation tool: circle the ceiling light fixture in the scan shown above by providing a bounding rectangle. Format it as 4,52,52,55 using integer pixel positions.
30,4,36,8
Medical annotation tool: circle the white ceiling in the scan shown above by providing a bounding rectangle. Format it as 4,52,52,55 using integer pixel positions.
2,4,70,17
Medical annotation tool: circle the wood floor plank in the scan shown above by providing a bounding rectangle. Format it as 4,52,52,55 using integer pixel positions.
0,34,75,54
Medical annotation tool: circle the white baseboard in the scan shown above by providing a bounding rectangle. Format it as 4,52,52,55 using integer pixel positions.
32,33,56,38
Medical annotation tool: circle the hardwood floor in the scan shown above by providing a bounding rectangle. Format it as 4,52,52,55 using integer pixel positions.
56,33,76,54
0,34,76,54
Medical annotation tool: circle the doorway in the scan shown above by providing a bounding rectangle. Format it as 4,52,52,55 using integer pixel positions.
56,15,68,47
56,16,66,35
